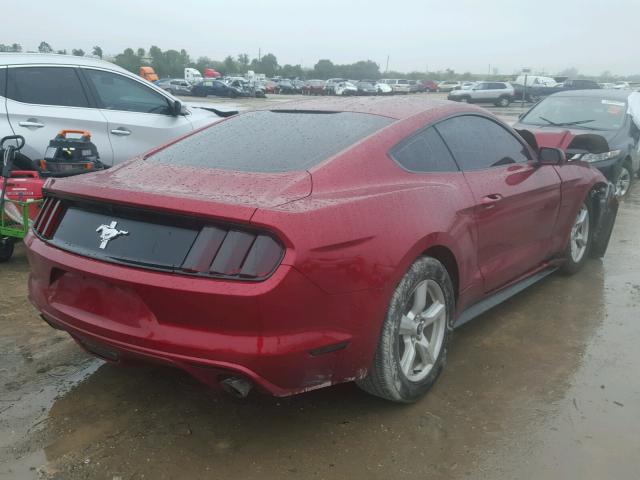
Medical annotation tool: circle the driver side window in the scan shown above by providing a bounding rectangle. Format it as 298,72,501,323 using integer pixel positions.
84,69,171,115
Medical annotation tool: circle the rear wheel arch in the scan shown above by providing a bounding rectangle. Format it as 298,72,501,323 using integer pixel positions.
422,245,459,301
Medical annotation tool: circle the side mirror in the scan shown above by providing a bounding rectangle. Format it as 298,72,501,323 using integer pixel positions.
538,147,566,165
171,100,183,116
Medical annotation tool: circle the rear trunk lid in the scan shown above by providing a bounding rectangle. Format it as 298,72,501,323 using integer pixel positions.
45,160,312,222
36,161,310,279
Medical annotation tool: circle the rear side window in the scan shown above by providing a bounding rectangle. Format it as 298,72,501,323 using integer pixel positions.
7,67,89,107
391,127,458,173
149,111,394,172
84,69,171,115
436,115,531,170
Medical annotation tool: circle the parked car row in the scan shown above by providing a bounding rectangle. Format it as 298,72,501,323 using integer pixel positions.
445,77,639,106
253,77,438,96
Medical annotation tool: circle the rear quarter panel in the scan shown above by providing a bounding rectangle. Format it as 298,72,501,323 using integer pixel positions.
251,108,482,314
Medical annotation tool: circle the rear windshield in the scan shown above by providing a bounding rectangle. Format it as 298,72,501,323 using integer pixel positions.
148,110,394,172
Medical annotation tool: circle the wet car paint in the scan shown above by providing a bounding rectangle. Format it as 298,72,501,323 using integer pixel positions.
25,97,613,396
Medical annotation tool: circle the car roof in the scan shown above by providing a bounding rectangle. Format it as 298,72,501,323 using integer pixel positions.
267,95,461,120
548,89,630,100
0,52,132,75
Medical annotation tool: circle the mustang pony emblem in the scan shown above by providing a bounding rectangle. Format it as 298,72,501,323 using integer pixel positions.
96,221,129,249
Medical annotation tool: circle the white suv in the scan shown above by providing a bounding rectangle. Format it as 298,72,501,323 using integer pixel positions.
0,53,222,166
447,81,515,107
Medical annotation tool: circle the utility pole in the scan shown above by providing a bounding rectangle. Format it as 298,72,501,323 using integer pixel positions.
258,48,261,62
385,55,389,73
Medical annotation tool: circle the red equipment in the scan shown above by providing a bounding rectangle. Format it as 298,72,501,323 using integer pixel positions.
0,171,44,223
203,68,221,78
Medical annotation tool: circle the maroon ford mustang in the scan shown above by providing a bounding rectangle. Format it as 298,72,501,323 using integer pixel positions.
26,96,617,403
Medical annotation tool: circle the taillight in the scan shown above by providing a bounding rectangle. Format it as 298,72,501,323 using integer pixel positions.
33,197,64,238
181,225,283,279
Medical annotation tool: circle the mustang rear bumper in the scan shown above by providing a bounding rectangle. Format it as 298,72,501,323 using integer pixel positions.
26,233,383,396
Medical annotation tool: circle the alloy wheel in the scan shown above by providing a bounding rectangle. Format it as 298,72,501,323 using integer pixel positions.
615,166,631,197
570,204,590,263
398,279,447,382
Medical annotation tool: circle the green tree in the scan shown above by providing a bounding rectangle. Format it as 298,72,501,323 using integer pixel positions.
10,43,22,52
114,48,141,73
137,48,146,58
280,64,304,79
195,56,213,73
38,41,53,53
237,53,250,73
343,60,380,80
56,49,67,55
558,67,578,78
92,46,103,59
255,53,279,77
313,59,335,79
222,55,238,75
72,48,85,56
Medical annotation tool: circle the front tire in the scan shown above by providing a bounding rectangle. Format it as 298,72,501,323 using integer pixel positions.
561,201,592,274
357,257,453,403
615,161,633,197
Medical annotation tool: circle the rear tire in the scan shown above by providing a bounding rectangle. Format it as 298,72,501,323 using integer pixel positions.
495,96,511,107
560,201,592,274
0,238,15,262
357,257,453,403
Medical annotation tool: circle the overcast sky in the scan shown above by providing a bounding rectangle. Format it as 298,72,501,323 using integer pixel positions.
3,0,638,76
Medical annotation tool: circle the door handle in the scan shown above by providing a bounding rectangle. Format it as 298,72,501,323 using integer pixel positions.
481,194,503,208
18,121,44,128
110,128,131,136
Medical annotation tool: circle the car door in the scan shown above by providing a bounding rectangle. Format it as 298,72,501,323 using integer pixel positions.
82,68,194,164
4,65,114,165
211,81,227,97
472,82,492,101
436,115,562,293
178,81,191,95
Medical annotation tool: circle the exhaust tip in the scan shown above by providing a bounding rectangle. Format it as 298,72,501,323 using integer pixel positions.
220,376,252,399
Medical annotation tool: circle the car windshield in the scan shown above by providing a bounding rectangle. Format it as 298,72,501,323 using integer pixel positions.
148,111,394,172
519,96,627,131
